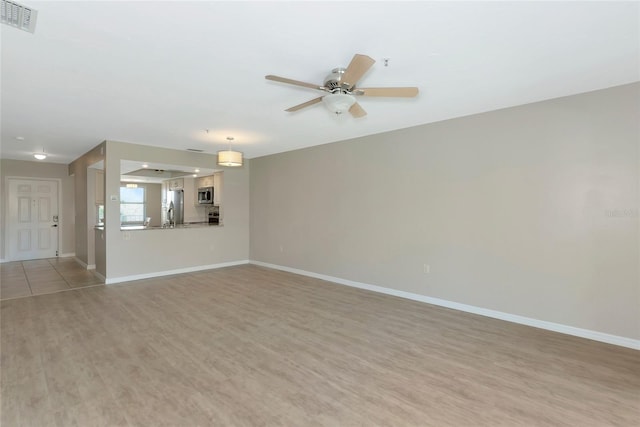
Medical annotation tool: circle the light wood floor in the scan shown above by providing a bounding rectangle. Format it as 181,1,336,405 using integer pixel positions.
1,258,104,300
1,265,638,426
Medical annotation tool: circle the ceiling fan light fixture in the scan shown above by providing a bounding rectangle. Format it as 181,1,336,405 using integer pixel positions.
217,137,243,167
267,53,417,118
323,93,356,115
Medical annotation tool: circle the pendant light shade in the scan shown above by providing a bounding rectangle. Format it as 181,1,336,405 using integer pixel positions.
217,150,243,167
217,137,243,167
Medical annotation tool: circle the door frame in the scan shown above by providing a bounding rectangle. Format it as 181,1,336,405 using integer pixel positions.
4,176,63,262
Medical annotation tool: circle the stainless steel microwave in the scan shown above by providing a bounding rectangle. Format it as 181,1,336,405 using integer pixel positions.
197,187,214,204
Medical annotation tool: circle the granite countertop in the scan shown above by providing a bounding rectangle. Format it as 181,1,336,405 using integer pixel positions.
123,222,222,230
95,222,222,231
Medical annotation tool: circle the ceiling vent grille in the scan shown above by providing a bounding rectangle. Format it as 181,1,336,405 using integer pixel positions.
1,0,37,33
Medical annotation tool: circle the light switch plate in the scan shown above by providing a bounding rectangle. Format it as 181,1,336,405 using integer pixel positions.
110,195,117,201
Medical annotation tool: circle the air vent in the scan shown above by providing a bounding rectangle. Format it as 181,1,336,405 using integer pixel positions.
1,0,38,33
187,148,204,152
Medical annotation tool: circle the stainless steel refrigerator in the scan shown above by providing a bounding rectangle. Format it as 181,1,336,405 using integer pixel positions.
167,189,184,225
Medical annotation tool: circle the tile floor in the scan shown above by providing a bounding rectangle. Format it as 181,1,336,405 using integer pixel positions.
0,257,103,300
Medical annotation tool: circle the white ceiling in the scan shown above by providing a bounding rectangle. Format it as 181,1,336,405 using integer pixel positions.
1,1,638,164
119,159,217,183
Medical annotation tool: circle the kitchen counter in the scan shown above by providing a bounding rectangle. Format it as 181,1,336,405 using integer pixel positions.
95,222,222,231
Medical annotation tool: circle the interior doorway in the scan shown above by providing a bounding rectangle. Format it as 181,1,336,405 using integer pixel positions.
6,178,60,261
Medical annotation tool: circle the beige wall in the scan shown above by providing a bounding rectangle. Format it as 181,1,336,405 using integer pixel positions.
0,159,75,260
69,143,105,266
69,140,249,279
104,141,249,279
144,183,162,227
86,167,99,267
250,83,640,340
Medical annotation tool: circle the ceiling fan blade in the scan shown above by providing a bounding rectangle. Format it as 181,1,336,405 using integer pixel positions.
349,102,367,118
285,96,324,112
355,87,419,97
340,54,375,88
265,75,323,91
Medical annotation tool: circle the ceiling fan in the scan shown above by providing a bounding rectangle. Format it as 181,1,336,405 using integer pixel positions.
265,53,419,118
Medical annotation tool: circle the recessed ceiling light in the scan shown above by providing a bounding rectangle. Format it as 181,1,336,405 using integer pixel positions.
142,164,149,168
15,136,25,141
195,169,200,173
192,174,197,177
33,152,47,160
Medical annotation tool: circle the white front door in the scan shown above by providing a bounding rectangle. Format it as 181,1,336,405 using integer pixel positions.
7,179,59,261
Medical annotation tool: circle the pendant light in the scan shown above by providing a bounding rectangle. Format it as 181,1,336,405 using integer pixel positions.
217,137,243,167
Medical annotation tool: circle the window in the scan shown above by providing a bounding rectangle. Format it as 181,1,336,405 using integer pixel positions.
96,204,104,226
120,186,145,224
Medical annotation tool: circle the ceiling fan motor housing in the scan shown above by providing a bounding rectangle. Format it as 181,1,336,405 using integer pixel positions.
324,68,351,93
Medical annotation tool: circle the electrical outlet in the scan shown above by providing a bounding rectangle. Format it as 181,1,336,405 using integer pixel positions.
423,264,430,274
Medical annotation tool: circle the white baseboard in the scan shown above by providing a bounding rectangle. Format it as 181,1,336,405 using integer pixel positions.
1,253,75,263
250,260,640,351
74,257,88,269
105,260,250,285
73,257,96,270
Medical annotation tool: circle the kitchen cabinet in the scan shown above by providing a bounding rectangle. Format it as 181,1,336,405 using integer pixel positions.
95,170,104,204
167,178,184,190
182,177,200,222
194,174,219,207
213,172,222,205
196,175,214,188
192,173,222,206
